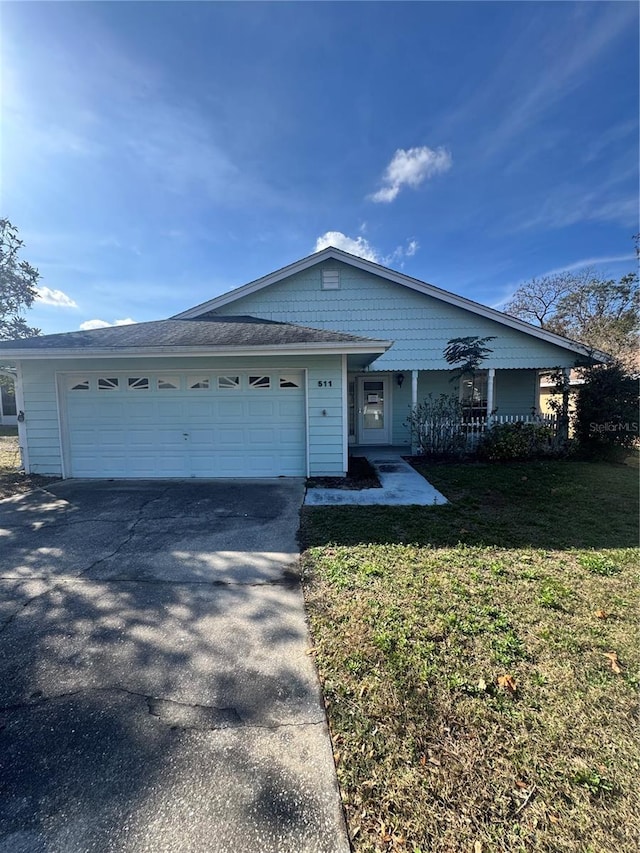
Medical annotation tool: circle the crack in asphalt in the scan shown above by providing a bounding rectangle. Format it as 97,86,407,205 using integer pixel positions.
0,686,326,732
0,512,289,532
73,485,177,580
0,588,53,639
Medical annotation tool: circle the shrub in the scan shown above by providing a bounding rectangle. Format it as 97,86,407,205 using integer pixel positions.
477,421,556,462
574,362,639,459
404,393,466,458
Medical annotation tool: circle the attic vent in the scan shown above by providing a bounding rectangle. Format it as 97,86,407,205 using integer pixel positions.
321,269,340,290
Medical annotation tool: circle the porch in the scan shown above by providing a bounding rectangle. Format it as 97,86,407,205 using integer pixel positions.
347,367,564,449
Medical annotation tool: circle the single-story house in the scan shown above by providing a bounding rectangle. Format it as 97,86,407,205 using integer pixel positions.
0,247,602,479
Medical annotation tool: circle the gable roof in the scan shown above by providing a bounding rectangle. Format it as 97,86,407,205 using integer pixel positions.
0,315,391,359
173,246,608,361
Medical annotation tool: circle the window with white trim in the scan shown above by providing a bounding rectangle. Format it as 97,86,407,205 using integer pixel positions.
69,378,90,391
321,269,340,290
157,377,180,390
188,377,210,390
460,371,488,419
249,375,270,389
98,377,119,391
217,375,240,390
128,377,149,391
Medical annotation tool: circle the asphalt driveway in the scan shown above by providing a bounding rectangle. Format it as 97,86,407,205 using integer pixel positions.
0,480,349,853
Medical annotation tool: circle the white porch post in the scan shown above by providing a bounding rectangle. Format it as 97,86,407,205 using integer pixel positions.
411,370,418,453
486,367,496,426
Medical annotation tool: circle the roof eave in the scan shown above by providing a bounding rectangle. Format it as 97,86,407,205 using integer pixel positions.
0,340,392,360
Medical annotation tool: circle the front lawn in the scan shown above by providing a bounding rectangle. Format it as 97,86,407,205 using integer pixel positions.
300,459,639,853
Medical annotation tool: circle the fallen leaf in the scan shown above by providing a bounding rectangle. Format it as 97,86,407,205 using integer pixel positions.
498,674,517,694
419,755,427,766
477,677,487,691
474,841,483,853
595,610,607,619
549,815,560,824
604,651,623,674
515,780,528,789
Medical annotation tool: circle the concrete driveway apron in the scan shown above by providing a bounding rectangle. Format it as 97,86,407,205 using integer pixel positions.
0,480,349,853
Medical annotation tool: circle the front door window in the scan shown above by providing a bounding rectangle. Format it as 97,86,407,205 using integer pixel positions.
363,381,385,431
357,376,391,444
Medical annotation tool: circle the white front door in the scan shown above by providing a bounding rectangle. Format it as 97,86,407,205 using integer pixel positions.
357,376,391,445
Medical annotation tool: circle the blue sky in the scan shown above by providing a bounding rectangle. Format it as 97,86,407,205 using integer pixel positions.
2,1,638,334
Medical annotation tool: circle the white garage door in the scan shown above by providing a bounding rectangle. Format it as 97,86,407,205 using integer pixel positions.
62,371,306,478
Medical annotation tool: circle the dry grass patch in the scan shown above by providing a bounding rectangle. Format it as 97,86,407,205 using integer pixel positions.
301,460,639,852
0,429,57,499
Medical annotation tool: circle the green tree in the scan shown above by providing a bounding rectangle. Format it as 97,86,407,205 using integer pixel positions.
443,335,496,419
573,361,639,459
0,218,41,340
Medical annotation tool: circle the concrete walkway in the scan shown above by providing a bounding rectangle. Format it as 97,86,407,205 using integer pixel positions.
304,448,448,506
0,480,349,853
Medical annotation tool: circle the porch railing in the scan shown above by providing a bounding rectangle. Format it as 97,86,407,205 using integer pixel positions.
461,413,559,447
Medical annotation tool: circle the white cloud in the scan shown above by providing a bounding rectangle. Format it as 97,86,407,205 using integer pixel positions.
35,286,77,308
79,318,136,331
369,146,452,203
313,232,420,268
314,231,381,262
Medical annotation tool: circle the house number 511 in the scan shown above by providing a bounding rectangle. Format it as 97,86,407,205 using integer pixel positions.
317,380,333,387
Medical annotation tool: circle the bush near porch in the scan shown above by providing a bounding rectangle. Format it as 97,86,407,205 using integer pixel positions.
300,457,640,853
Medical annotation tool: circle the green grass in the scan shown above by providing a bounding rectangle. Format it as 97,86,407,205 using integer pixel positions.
301,458,640,853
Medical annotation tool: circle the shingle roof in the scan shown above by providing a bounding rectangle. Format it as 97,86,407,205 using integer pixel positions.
0,315,386,350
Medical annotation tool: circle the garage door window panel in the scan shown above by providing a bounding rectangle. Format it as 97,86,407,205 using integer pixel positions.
128,377,150,391
217,375,240,390
279,375,301,389
98,377,119,391
188,377,210,390
69,378,90,391
249,375,271,389
157,377,180,390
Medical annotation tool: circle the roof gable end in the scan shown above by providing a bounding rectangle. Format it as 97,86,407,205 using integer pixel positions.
173,247,607,361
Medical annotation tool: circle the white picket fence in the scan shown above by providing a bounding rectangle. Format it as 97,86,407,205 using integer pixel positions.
461,413,559,447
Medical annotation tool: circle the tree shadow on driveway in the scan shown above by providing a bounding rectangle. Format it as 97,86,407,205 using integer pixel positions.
0,481,348,853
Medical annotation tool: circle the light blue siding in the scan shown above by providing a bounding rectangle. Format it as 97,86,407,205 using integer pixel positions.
19,354,346,478
391,379,412,446
214,260,580,371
